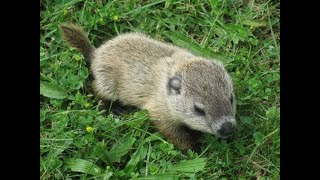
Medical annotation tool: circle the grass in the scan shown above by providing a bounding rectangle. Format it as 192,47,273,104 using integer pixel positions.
40,0,280,179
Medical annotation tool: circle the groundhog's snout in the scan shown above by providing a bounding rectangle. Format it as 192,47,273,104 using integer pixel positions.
218,122,236,138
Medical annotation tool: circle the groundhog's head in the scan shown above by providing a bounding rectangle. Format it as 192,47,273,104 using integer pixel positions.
167,59,236,139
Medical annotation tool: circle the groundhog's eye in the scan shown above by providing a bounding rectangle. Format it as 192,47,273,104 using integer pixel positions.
194,105,206,116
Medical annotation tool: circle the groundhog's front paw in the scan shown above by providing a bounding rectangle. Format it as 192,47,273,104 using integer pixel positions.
192,145,201,153
181,144,201,155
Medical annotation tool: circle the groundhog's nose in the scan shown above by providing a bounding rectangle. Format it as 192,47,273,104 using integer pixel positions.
218,122,235,137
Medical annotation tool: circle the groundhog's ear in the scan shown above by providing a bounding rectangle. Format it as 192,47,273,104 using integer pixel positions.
168,75,182,95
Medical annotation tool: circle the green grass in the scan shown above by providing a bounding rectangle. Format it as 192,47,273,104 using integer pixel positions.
40,0,280,179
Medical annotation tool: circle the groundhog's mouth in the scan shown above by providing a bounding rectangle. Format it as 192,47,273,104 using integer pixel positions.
218,133,235,141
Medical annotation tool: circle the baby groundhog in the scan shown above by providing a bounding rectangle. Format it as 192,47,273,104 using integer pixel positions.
60,23,236,151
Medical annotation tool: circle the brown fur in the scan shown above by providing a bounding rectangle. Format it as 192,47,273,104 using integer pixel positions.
60,24,237,151
60,23,94,60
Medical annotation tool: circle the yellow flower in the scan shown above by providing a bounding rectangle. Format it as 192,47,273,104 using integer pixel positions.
72,54,81,61
86,126,94,133
63,9,68,16
236,70,241,76
84,103,91,108
113,15,119,21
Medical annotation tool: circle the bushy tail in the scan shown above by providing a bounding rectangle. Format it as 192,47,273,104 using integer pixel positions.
59,23,94,61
